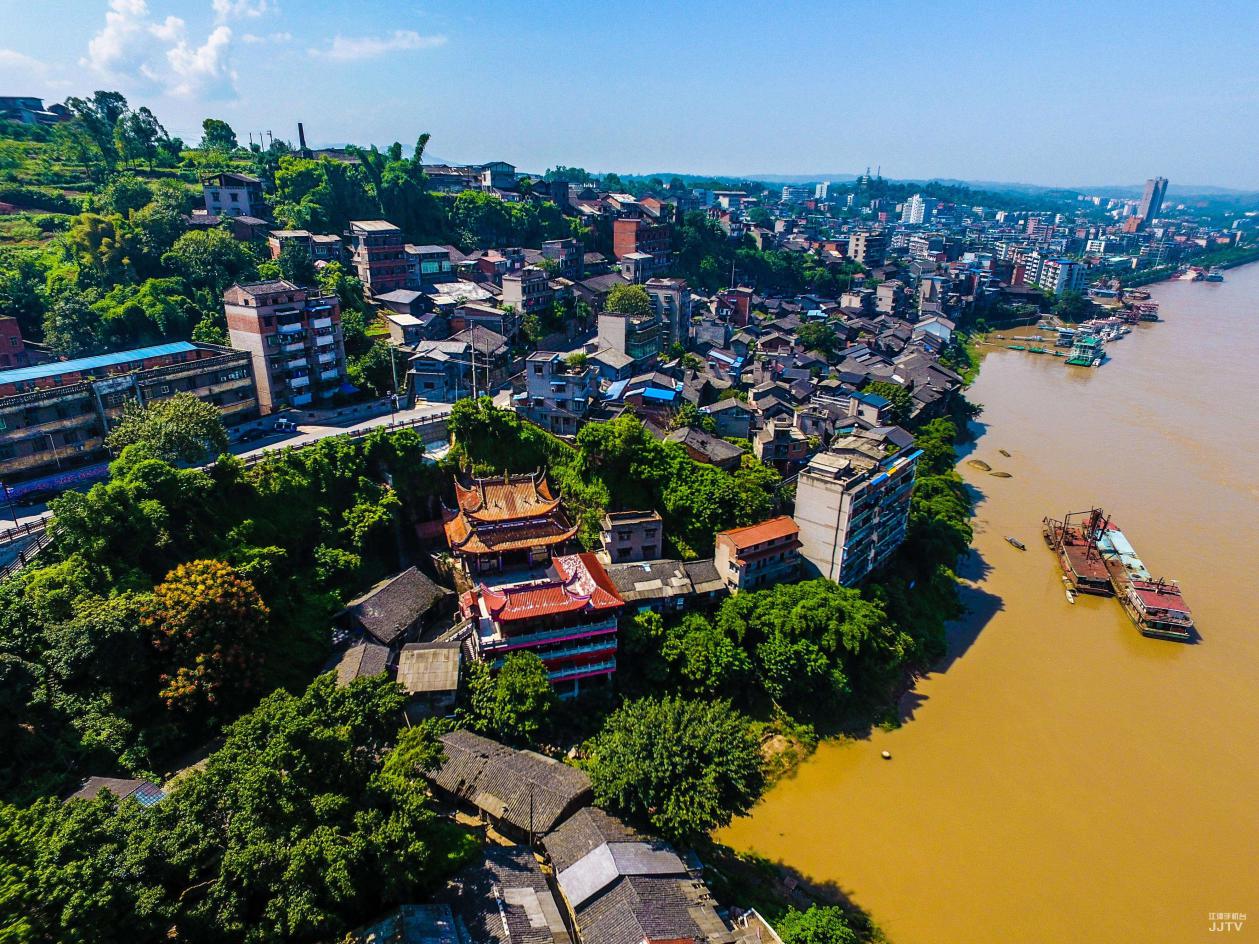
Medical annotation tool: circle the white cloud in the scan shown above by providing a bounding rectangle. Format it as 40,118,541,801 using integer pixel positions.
80,0,239,99
317,30,447,63
212,0,273,22
241,30,293,44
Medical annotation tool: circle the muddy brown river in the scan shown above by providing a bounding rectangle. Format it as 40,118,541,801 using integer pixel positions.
718,264,1259,943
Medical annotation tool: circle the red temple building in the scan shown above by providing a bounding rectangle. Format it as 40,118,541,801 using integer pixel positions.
461,552,624,696
443,470,579,575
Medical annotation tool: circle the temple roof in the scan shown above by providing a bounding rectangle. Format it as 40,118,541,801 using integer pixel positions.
477,553,624,622
443,511,578,555
453,471,561,522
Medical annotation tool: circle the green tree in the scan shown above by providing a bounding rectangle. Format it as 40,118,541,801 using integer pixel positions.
105,392,228,465
669,401,717,435
42,291,103,356
661,613,753,697
1053,289,1094,324
464,651,556,746
796,322,840,357
604,283,653,319
96,175,153,216
142,559,269,713
862,380,913,425
585,695,764,842
348,340,398,397
776,905,860,944
277,239,317,286
162,227,258,297
199,117,238,151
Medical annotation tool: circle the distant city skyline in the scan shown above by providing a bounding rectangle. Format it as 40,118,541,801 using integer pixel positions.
2,0,1257,188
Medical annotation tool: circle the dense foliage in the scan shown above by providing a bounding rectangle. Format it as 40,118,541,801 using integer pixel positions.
0,427,445,801
0,674,477,944
585,696,764,843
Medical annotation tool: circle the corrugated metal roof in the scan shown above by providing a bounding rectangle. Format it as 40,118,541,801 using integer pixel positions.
0,342,199,386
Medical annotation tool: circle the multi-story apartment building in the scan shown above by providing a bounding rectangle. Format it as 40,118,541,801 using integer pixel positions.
449,302,521,340
597,310,662,369
0,341,257,483
753,416,810,474
202,172,265,218
599,510,663,563
267,230,343,263
848,230,886,267
1036,258,1087,295
0,316,28,369
404,244,455,287
714,516,802,593
224,280,346,413
516,351,597,436
501,266,554,317
644,277,692,348
408,327,509,402
901,193,938,225
348,220,408,296
540,238,584,279
462,552,625,696
781,185,813,204
794,430,921,586
611,217,670,278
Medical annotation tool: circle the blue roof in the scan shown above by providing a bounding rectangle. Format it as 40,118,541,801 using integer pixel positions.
604,378,630,400
640,387,677,402
0,342,200,386
853,391,891,408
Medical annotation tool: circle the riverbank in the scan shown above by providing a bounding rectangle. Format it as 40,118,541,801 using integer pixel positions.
717,262,1259,944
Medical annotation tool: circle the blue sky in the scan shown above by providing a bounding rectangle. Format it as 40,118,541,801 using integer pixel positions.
2,0,1258,188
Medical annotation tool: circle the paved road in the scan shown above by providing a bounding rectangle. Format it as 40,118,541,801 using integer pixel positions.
1,398,456,537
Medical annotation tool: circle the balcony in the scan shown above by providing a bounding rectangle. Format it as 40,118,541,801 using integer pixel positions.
547,659,616,682
287,357,308,369
481,617,617,653
317,351,337,365
311,316,333,329
277,322,304,335
319,368,340,382
283,340,306,353
289,375,310,389
315,334,335,347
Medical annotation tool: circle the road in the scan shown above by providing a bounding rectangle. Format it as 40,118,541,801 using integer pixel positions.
1,398,453,537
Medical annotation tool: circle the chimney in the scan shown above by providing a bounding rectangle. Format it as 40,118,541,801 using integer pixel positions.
297,122,308,151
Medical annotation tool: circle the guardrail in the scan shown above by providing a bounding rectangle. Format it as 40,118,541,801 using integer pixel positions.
0,515,52,548
0,523,55,582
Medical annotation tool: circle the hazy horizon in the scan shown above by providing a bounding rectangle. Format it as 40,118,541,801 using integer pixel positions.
3,0,1257,189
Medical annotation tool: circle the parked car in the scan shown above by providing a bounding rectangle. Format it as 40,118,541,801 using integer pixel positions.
272,418,297,433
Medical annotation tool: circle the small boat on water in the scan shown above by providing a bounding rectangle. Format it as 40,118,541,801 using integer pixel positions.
1006,536,1027,551
1066,589,1077,605
999,449,1011,458
1205,267,1224,282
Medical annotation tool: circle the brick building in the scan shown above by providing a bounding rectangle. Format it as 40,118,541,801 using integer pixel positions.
348,220,408,296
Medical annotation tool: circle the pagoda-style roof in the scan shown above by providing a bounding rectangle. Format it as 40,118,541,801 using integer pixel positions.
453,470,563,522
477,554,624,623
444,469,577,557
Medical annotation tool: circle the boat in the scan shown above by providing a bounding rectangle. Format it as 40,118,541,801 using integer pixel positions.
1179,266,1205,282
1205,267,1224,282
1065,589,1077,605
999,449,1011,457
1065,333,1105,367
1043,509,1113,595
1006,536,1027,551
1008,344,1026,351
1029,346,1047,354
1092,518,1196,641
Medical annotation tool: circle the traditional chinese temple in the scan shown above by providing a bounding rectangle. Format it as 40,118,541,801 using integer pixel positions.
443,470,578,574
461,552,625,695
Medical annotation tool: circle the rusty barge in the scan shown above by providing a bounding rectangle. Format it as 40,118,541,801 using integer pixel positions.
1042,509,1113,595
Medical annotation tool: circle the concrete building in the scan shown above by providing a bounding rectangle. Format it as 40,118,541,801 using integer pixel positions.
1036,257,1087,295
611,217,670,278
753,416,810,474
224,279,346,413
600,510,663,563
794,430,921,585
408,327,508,402
0,341,256,483
781,185,813,204
848,230,886,267
348,220,408,296
541,237,584,279
267,229,342,263
202,172,264,218
597,309,662,369
1138,176,1168,225
500,265,554,318
404,244,455,287
516,351,597,436
815,181,830,200
714,516,802,593
643,277,692,348
901,193,938,225
0,316,28,369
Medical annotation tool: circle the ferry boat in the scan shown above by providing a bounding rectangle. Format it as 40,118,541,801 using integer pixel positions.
1132,301,1160,322
1042,509,1113,595
1205,267,1224,282
1055,327,1077,347
1093,518,1195,641
1178,266,1205,282
1065,333,1105,366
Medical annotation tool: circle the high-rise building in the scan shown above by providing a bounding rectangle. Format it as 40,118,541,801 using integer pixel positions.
901,193,938,225
1138,177,1168,224
644,277,692,347
781,185,813,204
847,230,886,266
348,220,408,296
794,429,920,585
224,279,347,413
814,181,830,200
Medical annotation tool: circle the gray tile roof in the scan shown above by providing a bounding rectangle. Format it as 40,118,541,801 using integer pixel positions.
328,641,390,686
432,731,592,835
397,642,461,695
341,567,451,647
543,807,643,873
449,846,572,944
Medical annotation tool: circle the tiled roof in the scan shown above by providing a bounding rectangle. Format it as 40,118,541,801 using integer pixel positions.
341,567,451,646
454,472,561,521
448,846,572,944
327,641,390,685
716,515,799,550
431,730,592,834
478,554,623,622
444,511,578,556
544,806,644,873
397,642,461,694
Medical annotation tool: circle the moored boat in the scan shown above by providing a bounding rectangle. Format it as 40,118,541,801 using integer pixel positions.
1042,510,1113,595
1093,520,1196,641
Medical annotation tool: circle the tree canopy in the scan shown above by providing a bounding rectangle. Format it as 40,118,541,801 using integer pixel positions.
105,392,229,465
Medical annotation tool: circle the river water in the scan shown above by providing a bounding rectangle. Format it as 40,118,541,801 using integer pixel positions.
718,264,1259,943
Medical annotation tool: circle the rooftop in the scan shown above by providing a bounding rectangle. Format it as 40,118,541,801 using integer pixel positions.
717,515,799,549
0,341,201,387
350,219,402,233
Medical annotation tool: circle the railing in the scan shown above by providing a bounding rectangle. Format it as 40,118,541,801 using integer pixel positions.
547,659,616,682
0,515,52,548
0,523,56,581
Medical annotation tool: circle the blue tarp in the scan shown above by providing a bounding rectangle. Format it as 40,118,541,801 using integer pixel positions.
0,341,199,386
